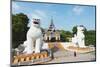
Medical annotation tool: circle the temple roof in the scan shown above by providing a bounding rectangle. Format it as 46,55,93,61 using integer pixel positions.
48,18,56,31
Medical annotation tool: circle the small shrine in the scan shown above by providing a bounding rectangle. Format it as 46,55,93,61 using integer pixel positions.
44,19,60,42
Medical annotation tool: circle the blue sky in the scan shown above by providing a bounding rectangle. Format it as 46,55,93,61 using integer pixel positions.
12,1,96,31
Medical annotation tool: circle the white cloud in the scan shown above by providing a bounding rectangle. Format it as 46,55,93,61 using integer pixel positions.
12,2,20,11
52,11,57,15
32,14,42,19
28,10,47,27
34,10,47,18
73,6,84,15
31,9,47,19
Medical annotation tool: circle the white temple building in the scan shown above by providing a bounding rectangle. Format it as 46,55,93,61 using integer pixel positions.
44,19,60,42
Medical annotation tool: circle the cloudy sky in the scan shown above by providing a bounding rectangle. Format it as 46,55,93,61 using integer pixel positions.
12,1,96,31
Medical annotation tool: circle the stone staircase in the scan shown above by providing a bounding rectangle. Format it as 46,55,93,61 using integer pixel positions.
12,52,51,65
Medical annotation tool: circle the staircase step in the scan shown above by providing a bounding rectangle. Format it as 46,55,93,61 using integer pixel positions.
12,52,49,65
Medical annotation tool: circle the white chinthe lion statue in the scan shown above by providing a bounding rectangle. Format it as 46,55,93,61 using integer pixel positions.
72,25,86,48
14,18,50,55
22,18,44,54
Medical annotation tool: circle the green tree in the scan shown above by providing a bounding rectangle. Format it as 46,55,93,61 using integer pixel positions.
60,30,67,42
65,31,72,37
12,13,29,48
85,30,96,46
60,30,72,42
72,26,77,34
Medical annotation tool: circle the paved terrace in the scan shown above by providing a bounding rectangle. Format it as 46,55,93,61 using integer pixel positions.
46,42,95,64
